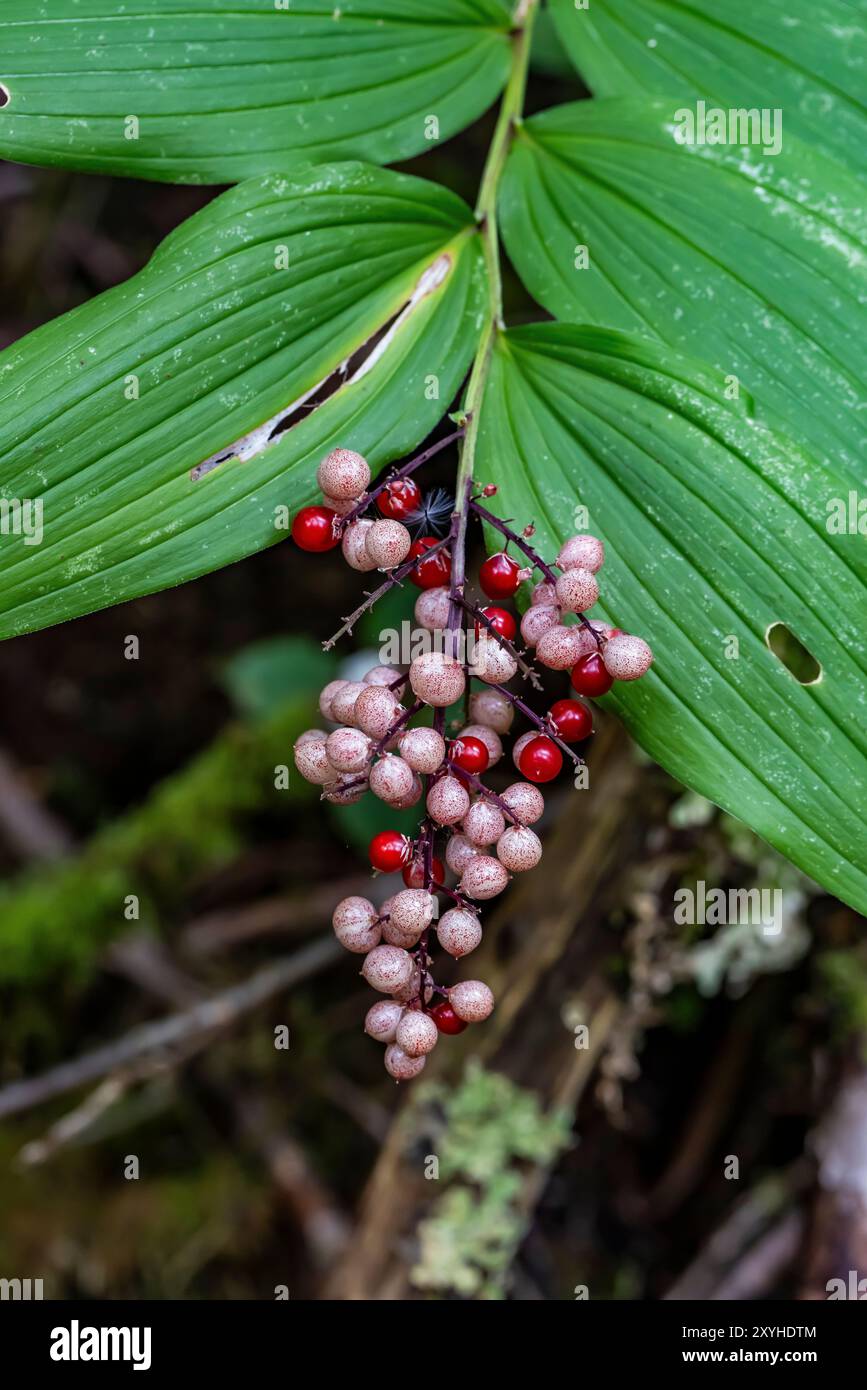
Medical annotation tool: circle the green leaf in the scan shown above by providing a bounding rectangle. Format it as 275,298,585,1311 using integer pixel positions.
549,0,867,170
221,635,336,720
499,98,867,481
0,161,485,640
477,322,867,913
0,0,513,184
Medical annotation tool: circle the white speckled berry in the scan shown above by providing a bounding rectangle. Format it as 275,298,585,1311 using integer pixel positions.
463,799,506,847
409,651,466,707
362,944,415,994
458,723,502,767
354,685,400,740
389,772,423,810
365,518,411,570
555,567,599,615
293,738,339,786
296,727,327,747
364,664,402,687
322,774,368,805
520,604,561,647
316,447,370,501
427,775,471,826
414,585,451,632
445,832,481,875
556,534,604,574
468,689,514,735
395,1010,439,1058
390,888,435,935
319,679,347,722
341,519,378,572
325,726,371,774
382,915,424,948
330,680,366,726
449,979,495,1023
332,895,381,952
437,907,482,958
384,1043,427,1080
531,580,558,606
496,825,542,873
536,625,588,671
602,634,654,681
391,964,432,1005
459,855,510,900
364,999,404,1043
368,754,415,804
470,633,518,684
511,731,537,771
398,726,446,774
501,781,545,826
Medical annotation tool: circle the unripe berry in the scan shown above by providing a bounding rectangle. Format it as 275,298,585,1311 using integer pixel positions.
459,723,502,767
330,680,366,725
496,825,542,872
319,679,348,722
389,888,436,935
449,735,490,776
294,738,339,786
431,1001,468,1034
463,799,506,847
518,735,563,784
377,476,421,520
362,944,415,994
408,537,451,589
384,1043,427,1080
536,624,588,671
392,965,433,1005
479,551,521,599
389,771,423,810
395,1010,439,1058
571,652,614,698
557,534,604,574
325,726,371,773
445,832,481,875
316,447,370,501
296,727,327,747
369,829,411,872
512,730,537,771
531,580,558,606
322,774,368,805
354,685,400,739
382,915,424,948
369,754,415,804
555,567,599,614
399,726,446,774
449,979,495,1023
468,689,514,735
365,518,411,569
341,519,378,572
520,604,560,647
402,856,445,889
475,606,517,641
501,782,545,826
364,664,403,687
414,586,451,632
437,907,483,958
291,505,339,552
549,697,593,742
602,633,654,681
427,775,471,826
459,854,510,900
332,895,381,952
409,651,465,707
471,633,518,684
364,999,404,1043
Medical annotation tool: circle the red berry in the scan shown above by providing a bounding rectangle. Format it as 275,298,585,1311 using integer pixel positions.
377,477,421,521
474,606,517,642
369,830,412,872
430,1001,468,1035
518,735,563,784
479,551,521,600
408,537,452,589
570,653,614,698
402,856,446,888
448,735,490,776
549,698,593,742
291,505,339,552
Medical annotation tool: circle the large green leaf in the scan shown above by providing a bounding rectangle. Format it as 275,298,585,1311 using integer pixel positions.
0,162,485,639
499,98,867,481
477,322,867,913
550,0,867,171
0,0,513,184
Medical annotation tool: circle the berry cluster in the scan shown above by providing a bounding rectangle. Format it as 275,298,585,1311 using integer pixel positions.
291,443,653,1081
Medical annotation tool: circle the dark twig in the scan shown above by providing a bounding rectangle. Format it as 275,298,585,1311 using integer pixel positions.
322,536,451,650
486,681,586,767
459,597,542,689
338,428,466,531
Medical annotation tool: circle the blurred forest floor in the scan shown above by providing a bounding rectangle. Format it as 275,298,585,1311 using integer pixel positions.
0,31,865,1301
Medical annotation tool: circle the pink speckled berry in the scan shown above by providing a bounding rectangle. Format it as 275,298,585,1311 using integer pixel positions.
341,519,378,572
354,685,400,740
362,944,415,994
437,907,483,958
325,726,371,774
536,625,588,671
555,567,599,615
296,727,327,747
384,1043,427,1081
389,772,423,810
520,604,561,647
468,689,514,735
365,518,412,570
330,680,366,726
459,855,510,900
294,738,338,786
511,731,537,771
398,726,446,774
389,888,435,935
414,586,451,632
322,774,368,805
319,679,347,722
332,895,381,953
459,723,502,767
496,825,542,873
427,775,471,826
395,1010,439,1058
531,580,558,606
556,534,604,574
368,754,415,804
391,965,433,1005
364,999,404,1043
449,979,495,1023
463,799,506,847
382,914,424,948
602,634,654,681
501,781,545,826
364,664,402,687
316,447,370,501
409,651,466,707
470,633,517,684
445,832,481,875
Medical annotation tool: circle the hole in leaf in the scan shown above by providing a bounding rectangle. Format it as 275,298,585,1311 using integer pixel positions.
765,622,822,684
0,84,9,108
